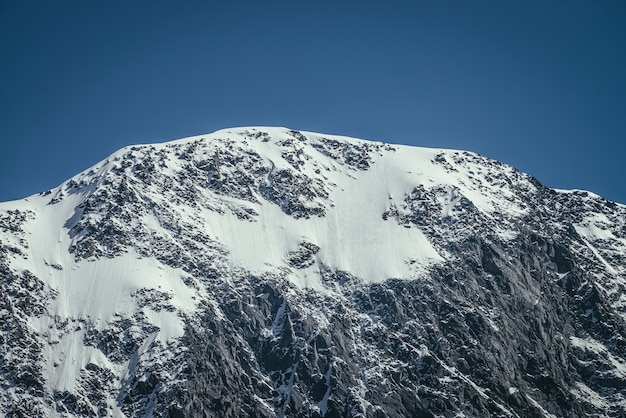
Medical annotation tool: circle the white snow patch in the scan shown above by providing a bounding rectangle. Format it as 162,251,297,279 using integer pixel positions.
525,394,558,418
570,336,626,378
431,350,519,417
570,382,610,412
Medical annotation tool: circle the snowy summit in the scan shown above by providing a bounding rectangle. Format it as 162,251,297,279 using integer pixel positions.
1,127,626,417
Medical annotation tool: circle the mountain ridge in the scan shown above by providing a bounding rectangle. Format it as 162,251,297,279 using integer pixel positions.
1,127,625,417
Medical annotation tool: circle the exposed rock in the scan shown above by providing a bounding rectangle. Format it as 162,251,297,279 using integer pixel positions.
1,127,625,417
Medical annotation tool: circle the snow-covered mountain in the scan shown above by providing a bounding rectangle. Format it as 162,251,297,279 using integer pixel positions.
1,127,625,417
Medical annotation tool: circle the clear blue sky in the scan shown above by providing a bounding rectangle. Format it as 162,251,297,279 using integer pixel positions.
1,1,625,203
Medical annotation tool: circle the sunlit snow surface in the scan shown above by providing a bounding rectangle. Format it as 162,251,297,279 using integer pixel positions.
1,127,625,415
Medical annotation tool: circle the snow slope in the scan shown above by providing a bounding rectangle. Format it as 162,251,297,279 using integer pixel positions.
1,127,625,417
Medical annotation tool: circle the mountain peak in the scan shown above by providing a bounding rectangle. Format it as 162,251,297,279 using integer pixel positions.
1,127,625,417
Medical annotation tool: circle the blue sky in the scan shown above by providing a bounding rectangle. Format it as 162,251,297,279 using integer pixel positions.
1,1,625,203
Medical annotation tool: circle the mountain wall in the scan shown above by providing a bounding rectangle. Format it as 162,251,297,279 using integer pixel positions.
1,127,625,417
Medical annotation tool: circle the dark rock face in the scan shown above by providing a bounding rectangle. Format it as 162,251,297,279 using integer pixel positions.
1,127,625,417
170,234,625,417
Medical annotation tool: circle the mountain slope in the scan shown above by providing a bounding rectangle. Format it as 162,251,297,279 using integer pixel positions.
1,127,625,417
